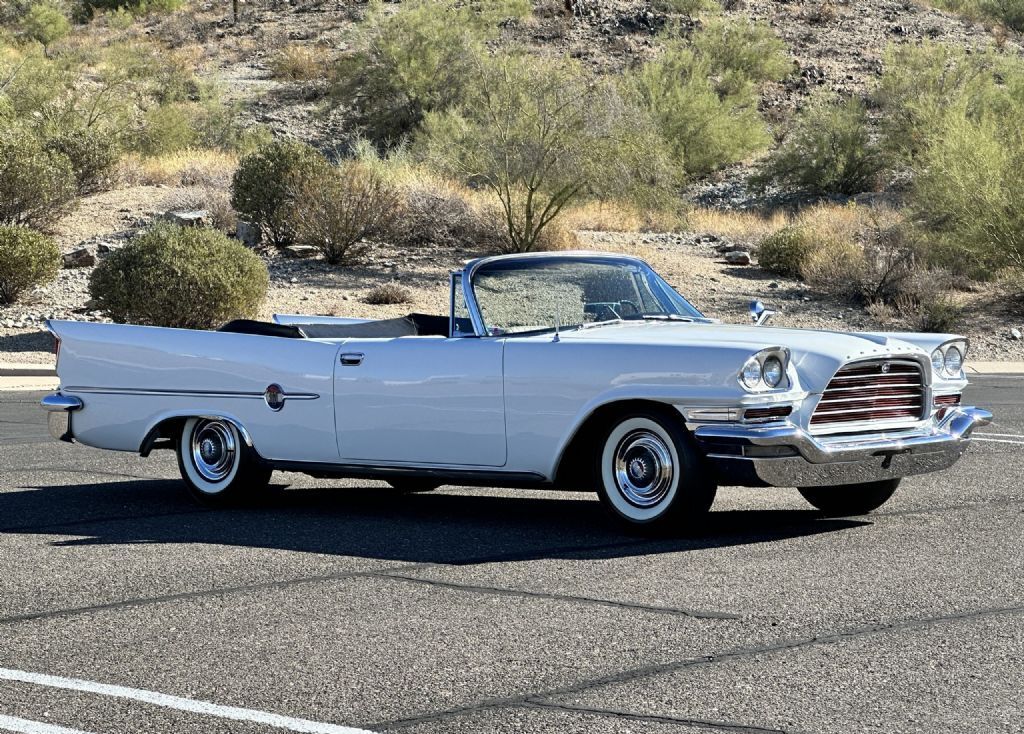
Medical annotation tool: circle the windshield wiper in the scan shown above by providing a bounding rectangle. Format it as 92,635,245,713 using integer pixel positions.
628,314,694,322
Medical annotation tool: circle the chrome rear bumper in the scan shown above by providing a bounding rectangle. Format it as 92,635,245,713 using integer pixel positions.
694,407,992,488
41,393,82,442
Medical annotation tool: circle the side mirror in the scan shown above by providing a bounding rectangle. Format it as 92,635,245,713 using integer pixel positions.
749,299,776,327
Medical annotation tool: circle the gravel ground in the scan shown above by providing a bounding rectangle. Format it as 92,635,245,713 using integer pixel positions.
2,187,1023,365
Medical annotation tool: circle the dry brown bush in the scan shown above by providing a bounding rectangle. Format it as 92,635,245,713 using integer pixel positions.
270,44,330,81
364,282,412,305
285,162,398,265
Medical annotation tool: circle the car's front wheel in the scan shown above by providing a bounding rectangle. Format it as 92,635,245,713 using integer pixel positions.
177,417,272,505
798,478,900,516
596,410,717,532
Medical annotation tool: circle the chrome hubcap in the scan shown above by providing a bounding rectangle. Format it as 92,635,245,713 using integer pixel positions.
613,430,674,508
190,419,236,482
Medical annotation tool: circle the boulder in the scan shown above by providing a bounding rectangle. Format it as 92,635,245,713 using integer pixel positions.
283,245,317,259
163,210,208,228
235,220,261,246
62,247,95,269
724,250,752,266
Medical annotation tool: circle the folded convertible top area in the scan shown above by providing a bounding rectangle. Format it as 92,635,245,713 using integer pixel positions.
219,313,450,339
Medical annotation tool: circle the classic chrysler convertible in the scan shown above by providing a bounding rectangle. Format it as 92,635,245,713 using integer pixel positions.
42,252,992,528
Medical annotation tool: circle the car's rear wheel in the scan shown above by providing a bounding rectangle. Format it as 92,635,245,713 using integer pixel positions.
385,478,441,493
798,478,900,516
177,417,272,505
596,410,717,532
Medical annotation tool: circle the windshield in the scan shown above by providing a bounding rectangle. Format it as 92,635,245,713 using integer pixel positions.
470,257,705,336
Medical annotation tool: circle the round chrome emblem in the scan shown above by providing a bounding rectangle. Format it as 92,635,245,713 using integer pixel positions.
264,384,285,411
881,362,891,374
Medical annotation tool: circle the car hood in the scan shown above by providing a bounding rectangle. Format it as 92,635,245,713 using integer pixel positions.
552,321,931,390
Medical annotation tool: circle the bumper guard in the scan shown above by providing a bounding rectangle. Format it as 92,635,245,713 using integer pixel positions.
41,393,82,442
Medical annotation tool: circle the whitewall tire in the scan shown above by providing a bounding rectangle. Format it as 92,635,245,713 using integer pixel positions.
177,417,272,504
597,410,716,531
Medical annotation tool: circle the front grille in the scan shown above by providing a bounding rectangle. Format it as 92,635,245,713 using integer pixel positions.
810,360,925,429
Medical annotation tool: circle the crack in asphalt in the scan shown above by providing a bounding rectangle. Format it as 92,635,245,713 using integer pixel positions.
369,602,1024,731
0,537,744,627
0,563,436,626
522,700,794,733
378,572,741,620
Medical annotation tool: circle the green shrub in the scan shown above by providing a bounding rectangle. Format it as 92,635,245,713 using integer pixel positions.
331,0,529,146
0,224,60,304
911,109,1024,277
21,1,71,47
44,123,120,194
419,54,676,252
0,125,78,229
89,223,268,329
284,162,399,265
78,0,183,17
653,0,720,14
754,95,885,195
691,17,793,97
629,20,790,176
875,43,1006,165
757,226,816,278
930,0,1024,32
231,140,330,247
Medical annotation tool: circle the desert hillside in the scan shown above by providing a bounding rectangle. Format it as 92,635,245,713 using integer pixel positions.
1,0,1022,363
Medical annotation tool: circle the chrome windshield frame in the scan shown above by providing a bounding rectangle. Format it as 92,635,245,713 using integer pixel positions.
455,251,703,338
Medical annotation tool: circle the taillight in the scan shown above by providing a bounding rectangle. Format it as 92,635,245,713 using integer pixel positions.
53,334,61,367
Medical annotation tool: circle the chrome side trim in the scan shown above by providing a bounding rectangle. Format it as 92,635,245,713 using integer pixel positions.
63,387,319,401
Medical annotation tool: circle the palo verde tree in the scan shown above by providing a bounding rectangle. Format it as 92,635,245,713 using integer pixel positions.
418,54,676,253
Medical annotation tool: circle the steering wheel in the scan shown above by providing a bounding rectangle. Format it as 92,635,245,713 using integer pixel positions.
617,300,641,317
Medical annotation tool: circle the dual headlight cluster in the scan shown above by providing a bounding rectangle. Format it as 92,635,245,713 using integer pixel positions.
740,348,789,390
931,341,966,377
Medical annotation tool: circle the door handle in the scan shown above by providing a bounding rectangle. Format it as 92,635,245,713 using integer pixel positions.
340,352,364,366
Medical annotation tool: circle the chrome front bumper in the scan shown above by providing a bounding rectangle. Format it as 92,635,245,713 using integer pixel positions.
694,407,993,488
41,392,82,442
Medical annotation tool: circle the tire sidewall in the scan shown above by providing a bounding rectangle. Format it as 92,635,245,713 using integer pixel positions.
599,415,682,524
179,417,242,496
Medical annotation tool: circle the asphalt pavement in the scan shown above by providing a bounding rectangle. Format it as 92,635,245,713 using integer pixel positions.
1,377,1022,734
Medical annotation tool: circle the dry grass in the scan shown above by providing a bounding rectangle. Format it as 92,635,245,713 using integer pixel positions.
270,44,331,81
560,201,686,234
117,149,238,188
686,208,791,243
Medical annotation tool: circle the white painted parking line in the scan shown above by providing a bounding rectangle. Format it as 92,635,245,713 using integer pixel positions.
0,669,375,734
0,715,93,734
972,437,1024,445
976,432,1024,438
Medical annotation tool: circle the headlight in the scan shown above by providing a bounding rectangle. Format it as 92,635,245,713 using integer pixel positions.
741,357,763,388
943,346,963,375
931,349,944,374
762,356,784,387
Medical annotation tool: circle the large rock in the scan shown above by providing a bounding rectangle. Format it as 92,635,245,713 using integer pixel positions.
724,250,752,266
62,247,95,269
235,220,261,246
283,245,317,259
163,210,208,228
